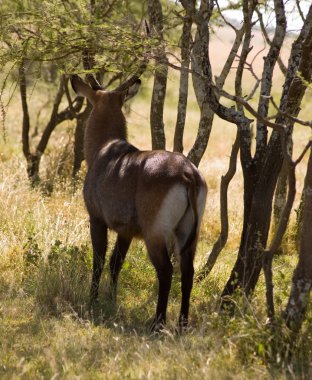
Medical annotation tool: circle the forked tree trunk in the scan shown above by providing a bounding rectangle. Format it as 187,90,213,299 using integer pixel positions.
283,145,312,332
187,11,244,167
221,5,312,303
20,63,67,185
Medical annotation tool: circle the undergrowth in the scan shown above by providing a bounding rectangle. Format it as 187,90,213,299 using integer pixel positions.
1,157,312,379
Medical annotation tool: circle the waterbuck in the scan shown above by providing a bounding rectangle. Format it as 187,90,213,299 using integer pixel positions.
70,74,207,330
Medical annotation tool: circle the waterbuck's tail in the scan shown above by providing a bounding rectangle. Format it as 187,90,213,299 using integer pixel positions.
180,183,199,256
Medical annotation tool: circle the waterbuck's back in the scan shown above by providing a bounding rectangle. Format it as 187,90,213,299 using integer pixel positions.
84,139,204,239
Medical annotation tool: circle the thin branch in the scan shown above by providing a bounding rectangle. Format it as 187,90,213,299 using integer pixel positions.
215,0,239,33
36,75,66,155
218,87,286,132
267,95,312,127
64,80,81,118
255,7,287,75
215,25,245,90
295,140,312,165
296,0,306,23
197,132,240,281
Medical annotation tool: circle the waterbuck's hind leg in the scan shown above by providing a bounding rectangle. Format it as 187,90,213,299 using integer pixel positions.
147,241,173,332
178,242,196,331
89,217,108,305
109,235,132,302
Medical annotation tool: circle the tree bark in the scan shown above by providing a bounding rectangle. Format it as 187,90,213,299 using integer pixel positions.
173,14,192,153
263,140,311,320
19,61,39,185
221,2,312,303
148,0,168,150
273,156,289,233
197,132,240,280
187,8,244,167
187,28,214,167
283,145,312,332
72,103,91,177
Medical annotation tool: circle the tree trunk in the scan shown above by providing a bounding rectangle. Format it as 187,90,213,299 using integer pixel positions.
197,132,240,280
173,14,192,153
148,0,168,150
273,159,288,232
283,145,312,332
221,5,312,303
187,29,214,167
72,103,91,177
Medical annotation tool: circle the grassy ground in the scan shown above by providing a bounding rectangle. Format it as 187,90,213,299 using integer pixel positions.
1,27,312,379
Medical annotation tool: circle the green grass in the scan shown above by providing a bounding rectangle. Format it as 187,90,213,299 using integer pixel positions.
1,42,312,377
1,146,312,379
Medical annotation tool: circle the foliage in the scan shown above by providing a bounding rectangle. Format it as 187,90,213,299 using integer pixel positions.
0,0,153,84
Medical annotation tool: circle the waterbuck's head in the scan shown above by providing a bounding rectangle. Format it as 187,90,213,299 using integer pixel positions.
69,74,141,167
70,74,141,109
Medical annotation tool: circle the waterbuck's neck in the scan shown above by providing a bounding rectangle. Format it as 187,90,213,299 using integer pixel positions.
84,103,127,168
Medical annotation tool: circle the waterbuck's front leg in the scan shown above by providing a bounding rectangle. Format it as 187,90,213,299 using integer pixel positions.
90,217,108,304
109,235,132,302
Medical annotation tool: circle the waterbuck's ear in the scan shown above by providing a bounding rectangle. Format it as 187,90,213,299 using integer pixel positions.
70,75,97,105
124,79,141,102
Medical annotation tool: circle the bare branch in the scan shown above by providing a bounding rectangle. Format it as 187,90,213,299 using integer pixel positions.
296,0,306,23
218,87,285,131
215,0,239,33
267,95,312,127
197,132,240,280
255,7,287,75
215,26,244,90
36,75,66,155
295,140,312,165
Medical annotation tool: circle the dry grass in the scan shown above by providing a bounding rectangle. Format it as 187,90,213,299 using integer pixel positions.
1,26,312,379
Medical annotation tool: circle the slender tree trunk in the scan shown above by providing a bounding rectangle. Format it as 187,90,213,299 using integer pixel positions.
19,62,40,185
197,132,240,280
19,64,66,184
263,139,311,321
173,14,192,153
148,0,167,150
283,145,312,332
187,29,214,167
188,20,244,167
72,103,91,177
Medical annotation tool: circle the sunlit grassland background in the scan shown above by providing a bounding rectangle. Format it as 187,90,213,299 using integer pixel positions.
0,26,312,378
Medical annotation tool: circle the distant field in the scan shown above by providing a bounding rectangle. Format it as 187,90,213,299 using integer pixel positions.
1,25,312,379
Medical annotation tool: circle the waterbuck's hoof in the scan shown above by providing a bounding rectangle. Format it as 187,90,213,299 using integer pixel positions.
88,298,102,319
150,318,166,333
177,316,189,334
